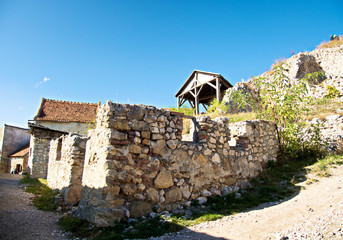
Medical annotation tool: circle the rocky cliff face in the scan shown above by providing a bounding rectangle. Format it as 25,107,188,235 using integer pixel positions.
223,44,343,112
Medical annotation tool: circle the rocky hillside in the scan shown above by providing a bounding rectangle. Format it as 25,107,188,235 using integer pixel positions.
224,44,343,113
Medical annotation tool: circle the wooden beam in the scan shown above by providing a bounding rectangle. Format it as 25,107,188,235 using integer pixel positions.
197,85,204,97
195,87,199,115
206,81,217,90
177,96,180,108
188,100,194,108
216,77,221,102
202,103,208,111
220,77,232,88
199,95,216,101
186,77,216,93
180,98,186,106
189,90,195,98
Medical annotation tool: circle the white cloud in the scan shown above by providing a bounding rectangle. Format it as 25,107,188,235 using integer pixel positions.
35,76,51,88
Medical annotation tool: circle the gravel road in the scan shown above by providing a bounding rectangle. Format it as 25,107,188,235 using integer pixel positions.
149,164,343,240
1,164,343,240
0,173,67,240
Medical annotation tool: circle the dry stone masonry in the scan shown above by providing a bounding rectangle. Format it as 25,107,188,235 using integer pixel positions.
28,126,65,178
47,133,88,205
309,114,343,151
73,102,278,227
28,137,51,178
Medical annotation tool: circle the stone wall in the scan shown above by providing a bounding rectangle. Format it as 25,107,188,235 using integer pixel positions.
27,127,65,178
74,102,278,227
9,155,28,173
309,114,343,151
27,136,50,178
47,133,88,205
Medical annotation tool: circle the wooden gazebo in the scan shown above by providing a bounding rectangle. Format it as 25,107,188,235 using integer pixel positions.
175,70,233,115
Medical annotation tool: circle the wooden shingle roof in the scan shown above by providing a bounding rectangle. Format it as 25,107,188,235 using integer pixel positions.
34,98,98,123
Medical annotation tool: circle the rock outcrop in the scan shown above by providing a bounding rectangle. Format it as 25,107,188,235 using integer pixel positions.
223,45,343,112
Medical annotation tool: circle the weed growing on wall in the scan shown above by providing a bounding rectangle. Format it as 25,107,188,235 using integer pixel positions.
231,63,327,160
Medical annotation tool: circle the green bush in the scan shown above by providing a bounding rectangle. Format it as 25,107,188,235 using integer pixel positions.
207,98,229,114
302,71,326,84
325,85,340,98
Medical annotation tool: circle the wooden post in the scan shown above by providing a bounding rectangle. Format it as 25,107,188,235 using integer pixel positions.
195,87,199,115
177,96,180,108
216,77,221,102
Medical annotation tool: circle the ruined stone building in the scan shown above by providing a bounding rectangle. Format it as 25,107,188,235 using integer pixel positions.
46,102,279,226
0,124,31,173
9,144,29,174
28,98,98,178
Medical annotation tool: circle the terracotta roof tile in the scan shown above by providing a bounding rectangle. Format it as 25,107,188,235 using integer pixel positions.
34,98,98,123
10,144,29,157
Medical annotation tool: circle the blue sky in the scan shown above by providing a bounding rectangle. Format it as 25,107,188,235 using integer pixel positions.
0,0,342,128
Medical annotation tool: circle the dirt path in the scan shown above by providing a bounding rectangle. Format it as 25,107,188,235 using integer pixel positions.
0,173,67,240
151,165,343,240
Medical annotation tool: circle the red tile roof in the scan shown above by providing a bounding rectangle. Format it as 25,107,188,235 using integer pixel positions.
34,98,98,123
10,144,29,157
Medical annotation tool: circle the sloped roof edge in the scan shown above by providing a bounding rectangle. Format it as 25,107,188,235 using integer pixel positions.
175,70,232,97
33,98,99,123
9,143,30,157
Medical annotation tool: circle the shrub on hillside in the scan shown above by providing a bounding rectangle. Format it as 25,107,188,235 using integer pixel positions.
231,63,327,161
207,98,229,114
302,71,326,85
325,85,340,99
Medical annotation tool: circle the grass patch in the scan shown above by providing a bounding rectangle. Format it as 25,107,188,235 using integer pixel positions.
58,215,94,238
306,154,343,177
20,175,57,211
203,111,257,123
94,217,184,240
304,98,342,121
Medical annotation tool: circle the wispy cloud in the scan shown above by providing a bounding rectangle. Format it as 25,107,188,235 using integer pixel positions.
35,76,50,88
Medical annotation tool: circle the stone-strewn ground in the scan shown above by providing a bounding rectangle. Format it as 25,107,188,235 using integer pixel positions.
0,173,67,240
149,164,343,240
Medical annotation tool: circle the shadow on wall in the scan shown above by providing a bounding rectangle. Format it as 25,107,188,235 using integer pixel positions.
67,164,305,239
